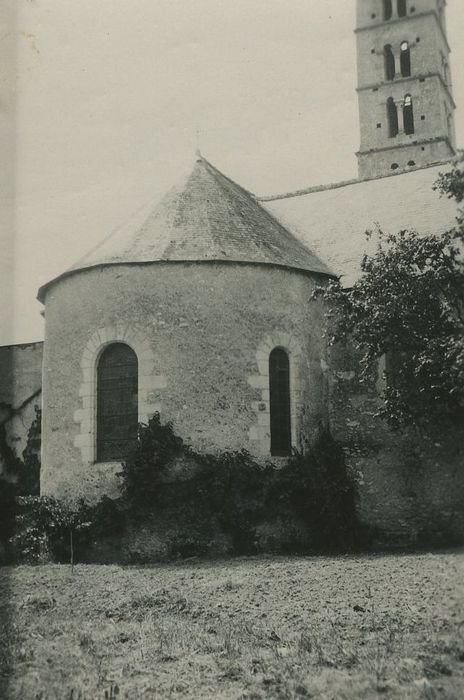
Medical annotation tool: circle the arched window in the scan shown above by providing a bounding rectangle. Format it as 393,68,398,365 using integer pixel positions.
443,57,450,86
403,94,415,134
269,347,291,457
397,0,407,17
400,41,411,77
447,110,452,139
383,0,393,20
387,97,399,137
384,45,395,80
97,343,138,461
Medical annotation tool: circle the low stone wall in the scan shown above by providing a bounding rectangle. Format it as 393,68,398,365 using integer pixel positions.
77,514,315,565
328,342,464,545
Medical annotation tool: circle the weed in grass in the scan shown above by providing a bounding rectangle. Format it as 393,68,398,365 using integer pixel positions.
20,593,55,612
223,578,242,592
156,620,181,659
221,623,241,658
297,631,312,655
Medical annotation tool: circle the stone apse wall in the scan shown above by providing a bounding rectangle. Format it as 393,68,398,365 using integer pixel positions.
40,261,329,503
9,260,461,548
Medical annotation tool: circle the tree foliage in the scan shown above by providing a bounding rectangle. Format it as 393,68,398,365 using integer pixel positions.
316,166,464,429
434,166,464,203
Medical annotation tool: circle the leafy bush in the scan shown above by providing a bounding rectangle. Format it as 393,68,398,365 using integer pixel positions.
271,433,360,551
12,495,124,564
12,496,89,563
6,414,360,562
119,415,360,555
82,496,126,540
190,451,271,554
118,413,184,510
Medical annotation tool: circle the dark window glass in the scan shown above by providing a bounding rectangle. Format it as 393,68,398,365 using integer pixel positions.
383,0,393,20
387,97,399,137
384,44,396,80
97,343,138,461
269,348,291,457
403,94,415,134
397,0,407,17
400,41,411,77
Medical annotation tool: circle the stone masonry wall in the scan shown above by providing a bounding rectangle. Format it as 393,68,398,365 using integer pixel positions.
357,139,453,178
328,342,464,544
356,0,443,29
40,262,329,503
357,11,450,89
357,76,454,155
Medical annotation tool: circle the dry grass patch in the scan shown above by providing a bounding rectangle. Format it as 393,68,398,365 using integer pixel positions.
0,552,463,698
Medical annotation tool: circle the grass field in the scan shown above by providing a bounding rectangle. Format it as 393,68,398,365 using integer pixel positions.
0,552,463,699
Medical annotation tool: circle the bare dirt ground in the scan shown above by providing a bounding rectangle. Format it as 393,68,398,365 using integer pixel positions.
0,552,463,699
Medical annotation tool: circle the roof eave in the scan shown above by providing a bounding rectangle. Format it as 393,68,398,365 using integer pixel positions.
37,258,337,304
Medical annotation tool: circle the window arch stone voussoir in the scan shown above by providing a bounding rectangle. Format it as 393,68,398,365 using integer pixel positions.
74,325,164,464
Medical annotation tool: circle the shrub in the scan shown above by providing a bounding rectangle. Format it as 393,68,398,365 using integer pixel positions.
12,496,90,563
8,417,360,562
191,451,272,554
82,496,126,540
118,413,184,510
11,496,126,564
271,432,360,551
119,415,360,555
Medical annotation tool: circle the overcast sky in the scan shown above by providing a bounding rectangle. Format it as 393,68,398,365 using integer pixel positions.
1,0,464,345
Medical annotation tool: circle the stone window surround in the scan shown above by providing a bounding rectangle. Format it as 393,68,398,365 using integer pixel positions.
248,333,302,456
74,325,164,465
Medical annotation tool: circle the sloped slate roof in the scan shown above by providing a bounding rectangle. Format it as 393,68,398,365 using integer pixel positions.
262,163,460,287
38,155,332,302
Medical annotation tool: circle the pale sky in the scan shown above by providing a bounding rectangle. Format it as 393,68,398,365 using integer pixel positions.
1,1,463,345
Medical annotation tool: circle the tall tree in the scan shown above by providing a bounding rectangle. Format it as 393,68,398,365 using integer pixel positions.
317,166,464,430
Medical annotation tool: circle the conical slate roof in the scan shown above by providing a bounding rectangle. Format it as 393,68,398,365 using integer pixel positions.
38,155,333,301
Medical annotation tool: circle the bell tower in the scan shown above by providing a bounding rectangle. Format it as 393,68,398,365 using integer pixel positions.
355,0,456,179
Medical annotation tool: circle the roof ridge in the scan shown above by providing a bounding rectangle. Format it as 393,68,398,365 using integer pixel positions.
257,155,462,202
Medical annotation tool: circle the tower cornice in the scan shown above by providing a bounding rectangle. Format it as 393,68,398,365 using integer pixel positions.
356,134,455,157
355,10,451,54
356,72,456,109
